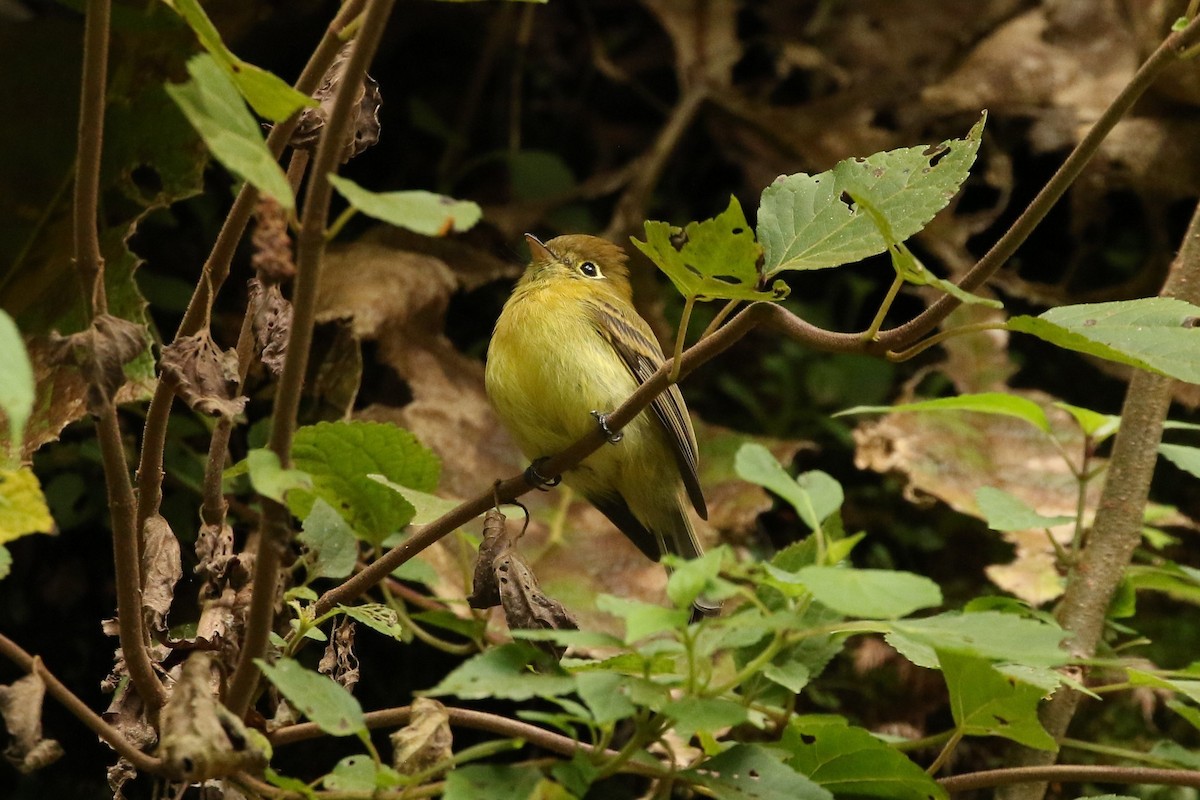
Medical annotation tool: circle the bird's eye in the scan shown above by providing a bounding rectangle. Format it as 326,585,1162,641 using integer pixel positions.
579,261,601,278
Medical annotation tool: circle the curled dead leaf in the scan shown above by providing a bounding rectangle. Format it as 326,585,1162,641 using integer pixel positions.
318,618,359,693
159,330,247,418
158,652,267,782
46,314,147,414
390,697,452,777
141,514,182,636
108,757,137,800
291,42,382,163
251,197,295,284
249,278,292,377
0,663,64,773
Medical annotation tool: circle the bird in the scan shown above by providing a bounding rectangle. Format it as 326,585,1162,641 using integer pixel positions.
485,233,715,615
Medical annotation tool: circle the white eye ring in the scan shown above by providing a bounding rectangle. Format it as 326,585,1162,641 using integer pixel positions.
579,261,601,278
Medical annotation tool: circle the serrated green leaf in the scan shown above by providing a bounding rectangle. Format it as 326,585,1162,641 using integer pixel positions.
245,448,312,503
329,175,481,236
836,391,1051,433
165,0,314,121
0,467,54,545
596,595,689,644
298,498,359,579
324,754,405,791
759,114,984,275
794,566,942,619
1008,298,1200,384
666,546,724,608
940,649,1057,750
763,659,811,693
289,421,440,546
1054,402,1120,441
340,603,406,640
0,311,33,465
367,477,461,526
735,443,843,530
974,487,1075,531
574,672,637,725
670,697,754,741
424,643,575,701
685,744,832,800
444,765,544,800
256,658,365,737
631,196,788,302
781,715,947,800
1160,443,1200,480
887,612,1068,669
165,54,295,208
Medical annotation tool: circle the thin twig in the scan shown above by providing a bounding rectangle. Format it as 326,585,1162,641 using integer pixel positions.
940,764,1200,793
225,0,398,717
0,633,165,775
72,0,111,315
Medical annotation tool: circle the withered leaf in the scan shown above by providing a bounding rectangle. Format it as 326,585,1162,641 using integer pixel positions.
0,663,63,773
108,757,137,800
46,314,147,413
141,514,182,636
390,697,452,777
158,652,266,782
101,671,158,752
251,198,295,284
467,508,510,610
249,278,292,377
159,330,246,418
318,618,359,693
290,42,382,163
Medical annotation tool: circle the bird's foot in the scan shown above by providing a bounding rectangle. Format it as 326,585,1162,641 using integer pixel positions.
590,410,624,445
525,457,561,490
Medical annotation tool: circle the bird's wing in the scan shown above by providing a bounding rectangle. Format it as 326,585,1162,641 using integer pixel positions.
587,298,708,520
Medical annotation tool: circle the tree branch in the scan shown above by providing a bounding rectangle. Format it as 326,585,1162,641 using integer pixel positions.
72,0,111,315
224,0,398,717
941,764,1200,793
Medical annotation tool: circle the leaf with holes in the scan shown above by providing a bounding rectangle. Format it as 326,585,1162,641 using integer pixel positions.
758,114,984,275
940,649,1057,750
423,643,575,702
632,196,789,302
887,611,1068,669
684,744,831,800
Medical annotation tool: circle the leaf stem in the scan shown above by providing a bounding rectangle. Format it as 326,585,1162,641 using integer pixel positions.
885,321,1009,362
925,729,963,776
72,0,111,316
700,299,740,340
669,294,696,383
862,274,904,342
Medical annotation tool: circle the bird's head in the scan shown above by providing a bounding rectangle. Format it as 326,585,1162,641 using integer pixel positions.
520,234,633,300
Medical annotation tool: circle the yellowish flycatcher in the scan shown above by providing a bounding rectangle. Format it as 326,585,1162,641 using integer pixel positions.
485,234,710,583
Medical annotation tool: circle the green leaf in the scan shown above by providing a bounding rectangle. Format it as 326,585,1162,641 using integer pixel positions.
763,659,811,693
1008,298,1200,384
939,649,1057,750
684,744,832,800
0,311,33,464
165,54,295,208
735,444,843,530
367,478,460,526
165,0,314,121
0,468,54,545
289,421,440,546
666,546,724,608
444,765,544,800
835,392,1051,432
339,603,406,641
596,595,688,643
1054,402,1120,441
887,611,1068,669
1126,668,1200,705
781,715,948,800
758,114,984,275
265,766,319,799
1160,443,1200,480
974,487,1074,531
256,658,366,737
669,697,754,741
574,672,637,725
324,754,405,791
329,175,481,236
1167,699,1200,732
793,566,942,619
424,643,575,701
0,545,11,581
298,499,359,580
631,196,789,302
245,448,313,503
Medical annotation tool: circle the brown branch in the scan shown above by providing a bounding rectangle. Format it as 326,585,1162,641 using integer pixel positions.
0,633,164,775
72,0,111,315
134,0,368,535
940,764,1200,793
875,13,1200,353
224,0,398,717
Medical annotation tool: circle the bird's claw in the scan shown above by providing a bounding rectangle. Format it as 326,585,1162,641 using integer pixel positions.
525,458,561,490
591,410,624,445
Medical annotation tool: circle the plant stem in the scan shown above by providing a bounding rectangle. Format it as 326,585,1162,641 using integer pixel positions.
886,321,1008,362
72,0,110,315
862,274,904,342
999,198,1200,800
0,633,164,774
1059,737,1179,767
225,0,398,717
925,730,963,776
940,764,1200,793
699,299,739,340
669,295,696,382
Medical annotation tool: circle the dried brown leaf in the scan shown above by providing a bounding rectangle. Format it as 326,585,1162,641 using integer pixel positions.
0,664,63,773
251,197,295,284
158,652,267,782
159,330,246,418
101,675,157,753
390,697,452,777
318,618,359,693
640,0,740,89
108,757,137,800
46,314,147,414
249,278,292,377
291,42,382,163
141,514,182,636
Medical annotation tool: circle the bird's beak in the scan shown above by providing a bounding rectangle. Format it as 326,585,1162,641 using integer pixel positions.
524,233,555,264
